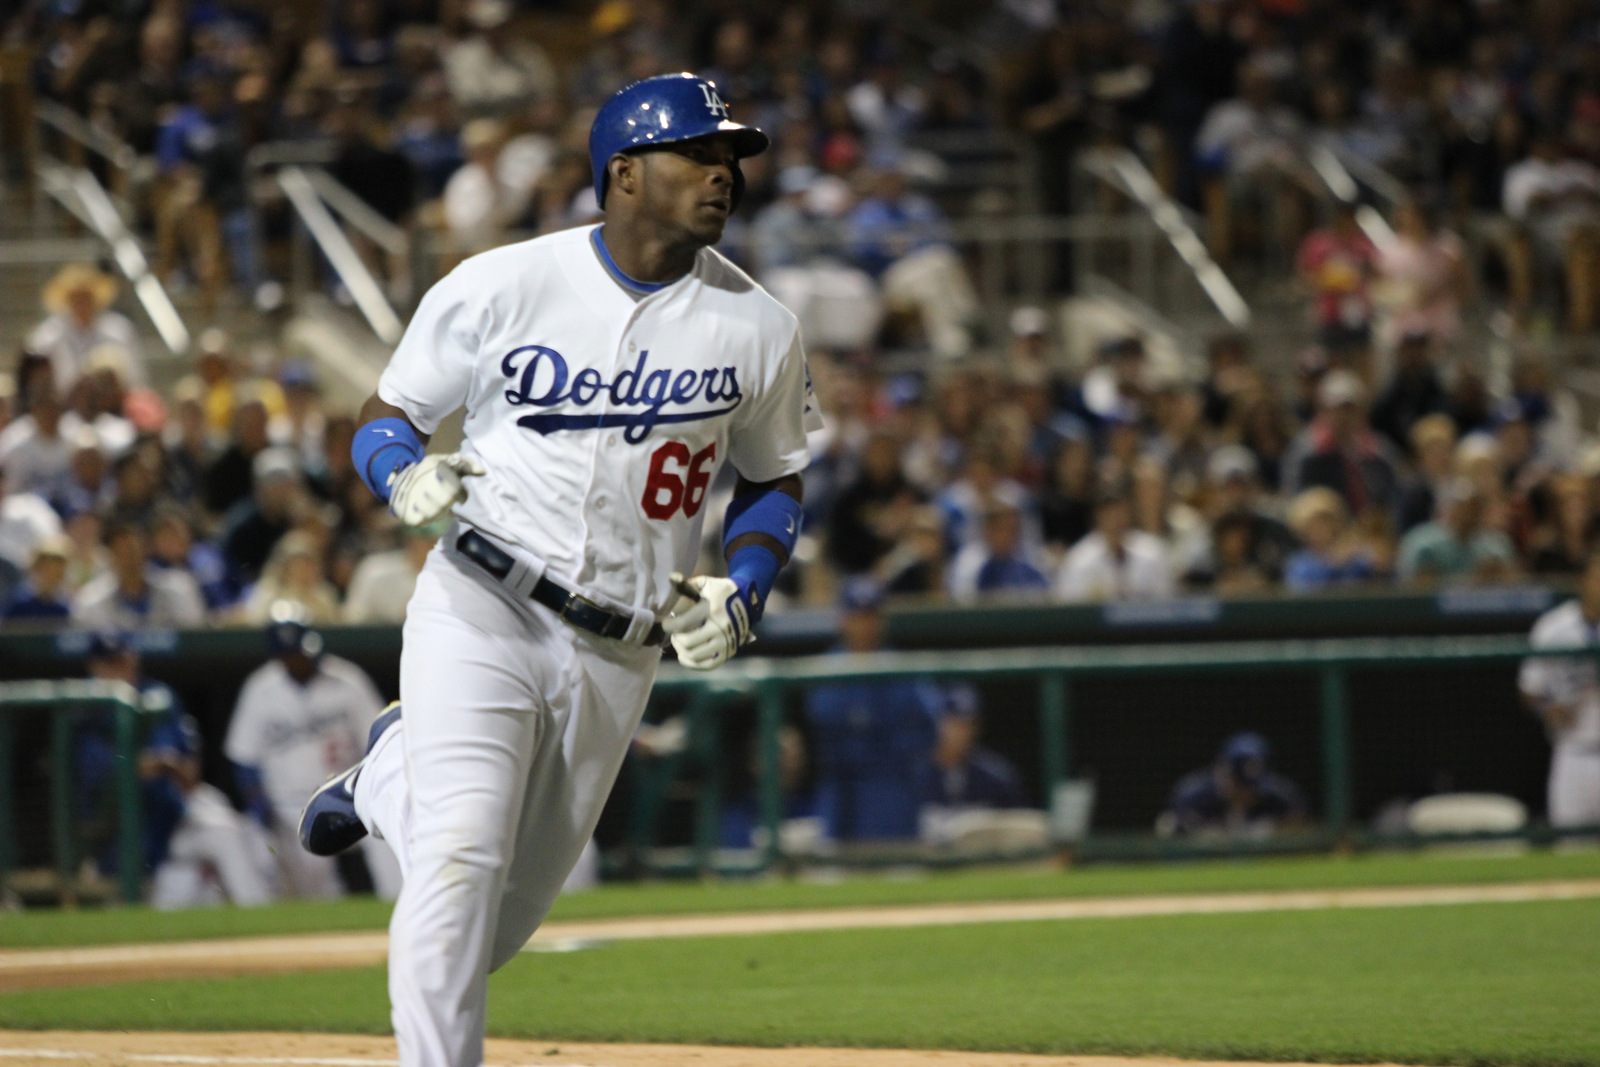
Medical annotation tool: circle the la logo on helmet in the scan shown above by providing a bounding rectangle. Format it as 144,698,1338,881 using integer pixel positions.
699,83,729,118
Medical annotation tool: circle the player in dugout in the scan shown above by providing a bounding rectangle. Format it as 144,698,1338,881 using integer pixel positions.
1157,731,1308,839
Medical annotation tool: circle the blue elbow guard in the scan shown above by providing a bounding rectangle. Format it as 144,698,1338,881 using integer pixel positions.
724,490,803,621
352,417,424,502
724,488,803,559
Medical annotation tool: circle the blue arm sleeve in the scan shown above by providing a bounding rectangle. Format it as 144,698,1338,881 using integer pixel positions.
352,418,425,502
231,762,272,826
723,489,804,622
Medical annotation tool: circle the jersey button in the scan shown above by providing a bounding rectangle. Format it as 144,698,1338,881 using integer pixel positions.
595,496,609,510
606,434,617,447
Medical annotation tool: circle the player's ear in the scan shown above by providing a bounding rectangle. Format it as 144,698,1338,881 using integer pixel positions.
609,153,637,200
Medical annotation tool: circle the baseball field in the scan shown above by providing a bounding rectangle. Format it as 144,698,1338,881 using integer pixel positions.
2,850,1600,1067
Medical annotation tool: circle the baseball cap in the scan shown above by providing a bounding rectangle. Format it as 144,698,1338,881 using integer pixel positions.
1220,731,1270,785
252,447,300,484
30,533,72,563
1207,444,1258,485
838,576,886,614
1009,306,1049,338
86,628,135,660
1317,369,1365,408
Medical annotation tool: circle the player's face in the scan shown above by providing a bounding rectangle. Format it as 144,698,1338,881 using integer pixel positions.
638,135,741,245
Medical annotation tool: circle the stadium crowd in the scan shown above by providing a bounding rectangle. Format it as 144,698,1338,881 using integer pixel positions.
8,0,1600,627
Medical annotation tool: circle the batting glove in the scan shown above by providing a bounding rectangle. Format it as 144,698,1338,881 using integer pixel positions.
663,571,756,670
387,453,486,527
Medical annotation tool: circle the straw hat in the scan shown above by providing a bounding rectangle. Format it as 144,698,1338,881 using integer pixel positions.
43,264,118,314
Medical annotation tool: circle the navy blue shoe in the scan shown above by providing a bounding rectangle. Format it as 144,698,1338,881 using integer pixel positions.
298,702,403,856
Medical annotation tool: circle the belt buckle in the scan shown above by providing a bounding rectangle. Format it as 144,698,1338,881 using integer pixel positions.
559,590,605,623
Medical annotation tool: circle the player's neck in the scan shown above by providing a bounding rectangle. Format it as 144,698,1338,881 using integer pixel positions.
597,221,700,284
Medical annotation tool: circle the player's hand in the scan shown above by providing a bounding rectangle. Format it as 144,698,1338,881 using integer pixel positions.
663,571,755,670
388,453,486,527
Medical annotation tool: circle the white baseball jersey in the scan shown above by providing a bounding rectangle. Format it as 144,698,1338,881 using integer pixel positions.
224,654,387,818
1519,600,1600,753
378,223,821,615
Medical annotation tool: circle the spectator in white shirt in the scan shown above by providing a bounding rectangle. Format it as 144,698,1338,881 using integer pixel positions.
442,0,556,120
343,525,437,623
1502,132,1600,330
26,265,144,393
72,516,206,630
1054,488,1175,603
0,388,73,500
442,118,529,241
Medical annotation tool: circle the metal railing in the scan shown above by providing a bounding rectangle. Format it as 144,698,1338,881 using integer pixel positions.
30,103,189,354
0,679,157,904
1074,146,1251,330
643,634,1590,875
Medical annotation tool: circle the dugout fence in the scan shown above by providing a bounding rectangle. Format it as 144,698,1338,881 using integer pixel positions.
0,635,1588,899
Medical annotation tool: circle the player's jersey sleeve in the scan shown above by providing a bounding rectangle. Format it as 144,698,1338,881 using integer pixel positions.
726,327,819,483
1520,607,1589,705
377,265,484,435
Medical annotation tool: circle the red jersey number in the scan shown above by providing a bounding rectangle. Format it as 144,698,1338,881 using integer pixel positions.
642,441,716,520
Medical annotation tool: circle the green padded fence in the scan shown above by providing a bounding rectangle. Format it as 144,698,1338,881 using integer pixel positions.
647,634,1600,874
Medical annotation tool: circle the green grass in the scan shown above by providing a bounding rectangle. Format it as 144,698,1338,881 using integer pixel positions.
1,898,1597,1065
4,850,1600,949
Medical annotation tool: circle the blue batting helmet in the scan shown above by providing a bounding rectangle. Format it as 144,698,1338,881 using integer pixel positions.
589,73,769,212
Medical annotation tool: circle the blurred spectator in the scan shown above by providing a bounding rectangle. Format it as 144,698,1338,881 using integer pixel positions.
443,0,556,119
205,395,275,517
805,579,941,842
1054,487,1175,602
82,631,273,909
1397,478,1518,585
1375,202,1469,348
920,686,1025,811
239,530,341,625
1039,429,1096,551
1186,445,1296,588
1296,202,1379,359
150,507,237,612
1197,60,1309,263
1530,475,1595,577
0,387,72,500
873,505,946,597
1157,732,1307,838
1284,487,1378,593
71,516,205,630
153,71,250,305
343,525,438,623
0,464,64,602
27,265,142,394
1396,414,1459,534
826,429,923,576
1503,132,1600,331
847,164,977,358
947,501,1050,603
1283,370,1401,519
1200,333,1253,429
1371,327,1448,452
225,615,396,899
443,119,528,240
2,534,74,623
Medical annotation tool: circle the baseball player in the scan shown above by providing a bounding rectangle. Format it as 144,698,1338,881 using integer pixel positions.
226,612,400,899
1520,550,1600,829
298,73,817,1066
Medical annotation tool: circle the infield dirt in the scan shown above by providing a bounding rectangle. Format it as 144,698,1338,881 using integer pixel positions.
0,1031,1418,1067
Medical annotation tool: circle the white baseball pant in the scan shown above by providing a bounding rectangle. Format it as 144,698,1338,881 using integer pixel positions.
1549,747,1600,828
354,547,658,1067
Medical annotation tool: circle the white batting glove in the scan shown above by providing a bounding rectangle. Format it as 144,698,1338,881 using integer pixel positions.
663,571,755,670
387,453,486,527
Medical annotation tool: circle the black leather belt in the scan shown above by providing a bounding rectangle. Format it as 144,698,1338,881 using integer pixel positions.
456,530,665,646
